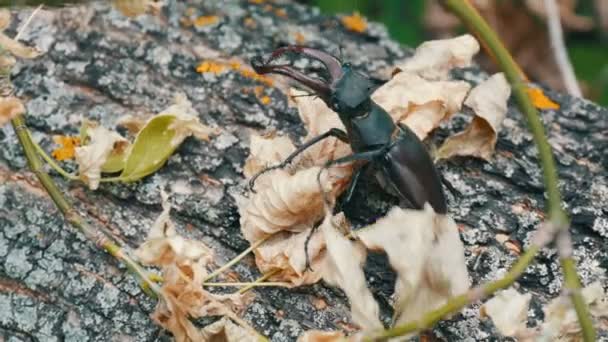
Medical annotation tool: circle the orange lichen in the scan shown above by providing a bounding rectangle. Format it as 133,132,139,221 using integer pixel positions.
294,32,305,45
196,60,274,86
274,8,287,18
51,135,81,161
341,12,367,33
249,0,264,3
193,15,219,27
260,96,271,105
195,60,226,74
244,17,257,28
526,87,560,110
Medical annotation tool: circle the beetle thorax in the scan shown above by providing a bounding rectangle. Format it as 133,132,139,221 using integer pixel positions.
329,67,375,123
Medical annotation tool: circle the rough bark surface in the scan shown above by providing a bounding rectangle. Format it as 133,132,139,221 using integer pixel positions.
0,1,606,341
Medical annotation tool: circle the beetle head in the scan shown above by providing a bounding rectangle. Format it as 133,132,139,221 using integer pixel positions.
251,46,375,116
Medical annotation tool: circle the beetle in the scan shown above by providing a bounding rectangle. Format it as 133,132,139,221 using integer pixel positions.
248,46,447,215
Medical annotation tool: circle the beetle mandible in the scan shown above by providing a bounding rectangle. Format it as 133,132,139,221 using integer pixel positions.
248,46,447,215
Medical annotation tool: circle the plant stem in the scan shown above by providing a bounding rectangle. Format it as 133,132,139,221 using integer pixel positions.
11,115,162,298
239,269,281,294
436,1,594,340
203,235,272,282
366,245,541,340
27,131,79,180
203,281,290,288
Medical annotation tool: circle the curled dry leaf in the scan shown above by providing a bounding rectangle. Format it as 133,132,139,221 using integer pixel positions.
164,93,219,145
252,228,326,286
0,96,25,127
356,204,469,325
393,34,479,81
371,72,470,140
240,166,343,245
437,73,511,161
321,214,383,331
200,317,258,342
481,288,532,337
74,125,128,190
0,10,40,60
541,281,608,340
291,88,353,176
243,132,296,180
136,192,252,342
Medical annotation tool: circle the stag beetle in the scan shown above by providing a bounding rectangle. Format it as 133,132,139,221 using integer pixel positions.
248,46,447,215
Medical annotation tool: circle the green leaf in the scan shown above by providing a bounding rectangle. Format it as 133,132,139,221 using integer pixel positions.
101,144,130,173
119,115,178,182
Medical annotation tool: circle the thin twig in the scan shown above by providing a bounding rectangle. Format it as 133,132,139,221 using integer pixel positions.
367,1,595,340
238,269,281,294
203,235,272,282
203,281,290,288
11,115,162,298
543,0,582,97
27,131,79,180
14,5,43,41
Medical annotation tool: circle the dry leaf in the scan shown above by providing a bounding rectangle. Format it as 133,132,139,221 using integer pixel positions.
0,96,25,127
200,318,258,342
393,34,479,81
240,166,344,243
371,72,470,140
437,73,511,161
541,281,608,340
297,330,347,342
481,288,532,337
0,32,41,59
163,94,220,145
252,228,326,286
116,114,148,134
291,88,353,178
321,214,383,331
136,192,252,342
74,125,128,190
526,87,560,110
243,133,296,180
356,205,469,325
341,12,367,33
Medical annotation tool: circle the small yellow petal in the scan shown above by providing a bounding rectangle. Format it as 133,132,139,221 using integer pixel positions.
341,12,367,33
193,15,219,27
51,135,81,161
526,87,560,110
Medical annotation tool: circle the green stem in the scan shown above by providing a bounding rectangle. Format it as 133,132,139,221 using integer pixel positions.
435,1,594,340
11,115,161,298
203,235,272,282
366,245,540,340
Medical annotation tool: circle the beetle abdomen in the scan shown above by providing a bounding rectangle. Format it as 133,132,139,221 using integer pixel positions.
378,124,447,214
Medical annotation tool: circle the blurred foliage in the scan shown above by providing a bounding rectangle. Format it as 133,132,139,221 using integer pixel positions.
304,0,608,106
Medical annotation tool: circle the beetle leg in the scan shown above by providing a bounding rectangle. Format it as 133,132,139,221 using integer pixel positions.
248,128,349,192
338,162,371,210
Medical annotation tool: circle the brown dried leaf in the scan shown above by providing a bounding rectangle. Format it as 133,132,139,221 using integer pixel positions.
252,228,326,286
0,96,24,127
371,72,470,140
541,281,608,340
393,34,479,81
321,214,383,331
481,288,532,337
437,73,511,161
243,132,296,180
356,205,469,325
200,318,258,342
137,192,252,342
240,166,345,243
74,125,129,190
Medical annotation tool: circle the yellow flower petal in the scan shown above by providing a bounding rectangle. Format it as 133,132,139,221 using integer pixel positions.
51,135,81,161
341,12,367,33
526,87,560,110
